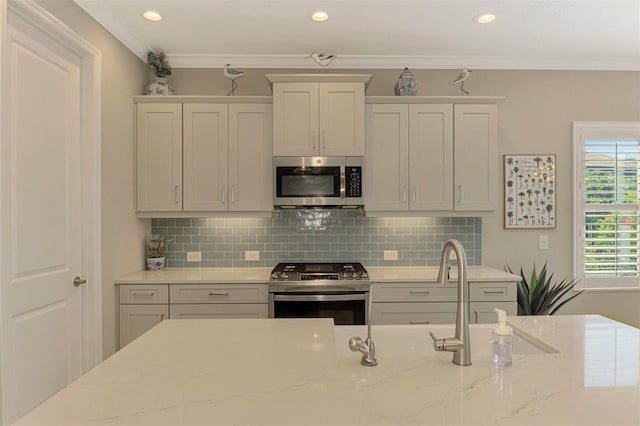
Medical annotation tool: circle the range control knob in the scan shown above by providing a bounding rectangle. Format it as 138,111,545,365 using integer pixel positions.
360,272,368,279
281,273,289,280
271,272,279,280
341,272,349,278
351,272,359,278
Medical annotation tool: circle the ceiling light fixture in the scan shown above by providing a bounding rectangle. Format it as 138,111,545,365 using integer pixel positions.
311,11,329,22
143,11,162,22
475,13,496,24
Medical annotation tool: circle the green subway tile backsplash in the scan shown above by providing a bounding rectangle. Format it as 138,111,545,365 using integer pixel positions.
152,210,482,268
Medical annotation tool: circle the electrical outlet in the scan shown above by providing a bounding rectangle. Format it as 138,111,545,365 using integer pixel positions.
384,250,398,261
538,235,549,250
186,251,201,262
245,251,260,261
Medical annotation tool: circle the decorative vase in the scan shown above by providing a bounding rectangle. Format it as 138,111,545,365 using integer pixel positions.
145,77,175,96
147,257,165,271
395,67,417,96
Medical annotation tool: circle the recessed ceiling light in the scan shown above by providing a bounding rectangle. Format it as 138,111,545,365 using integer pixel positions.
311,11,329,22
475,13,496,24
143,11,162,22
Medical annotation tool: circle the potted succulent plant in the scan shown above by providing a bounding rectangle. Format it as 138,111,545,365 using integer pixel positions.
147,235,169,271
506,262,582,315
145,51,175,95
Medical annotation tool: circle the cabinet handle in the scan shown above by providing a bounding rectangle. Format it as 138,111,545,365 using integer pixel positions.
402,186,407,204
174,186,180,204
132,292,155,297
411,185,417,203
483,290,506,294
221,186,226,204
208,292,230,296
311,130,316,150
409,290,430,295
410,320,430,325
160,314,165,321
457,185,462,203
230,186,235,203
322,130,326,150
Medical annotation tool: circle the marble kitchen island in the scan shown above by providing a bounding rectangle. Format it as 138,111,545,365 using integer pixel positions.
16,316,640,426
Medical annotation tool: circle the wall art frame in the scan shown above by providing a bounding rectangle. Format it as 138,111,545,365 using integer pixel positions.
504,154,556,229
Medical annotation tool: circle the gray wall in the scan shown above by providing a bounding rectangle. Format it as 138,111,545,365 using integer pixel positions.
36,0,149,358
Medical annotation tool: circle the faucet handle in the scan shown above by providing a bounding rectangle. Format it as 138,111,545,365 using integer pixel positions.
429,332,445,351
349,336,364,352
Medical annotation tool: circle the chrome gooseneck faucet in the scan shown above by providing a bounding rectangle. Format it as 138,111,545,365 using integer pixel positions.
429,239,472,366
349,293,378,366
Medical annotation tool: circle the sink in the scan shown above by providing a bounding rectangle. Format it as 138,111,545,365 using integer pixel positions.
335,324,559,357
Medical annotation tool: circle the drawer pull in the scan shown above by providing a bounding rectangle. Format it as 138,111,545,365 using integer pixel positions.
132,292,155,297
483,290,506,294
409,290,430,295
209,292,230,296
410,320,430,325
160,314,165,321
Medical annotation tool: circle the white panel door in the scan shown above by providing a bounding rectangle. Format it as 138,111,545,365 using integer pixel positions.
409,104,454,210
4,13,84,422
229,104,273,211
272,82,318,156
319,83,365,156
364,104,409,211
183,103,229,211
454,104,498,211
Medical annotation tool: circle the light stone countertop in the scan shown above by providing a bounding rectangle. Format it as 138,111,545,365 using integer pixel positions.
16,315,640,426
114,266,520,284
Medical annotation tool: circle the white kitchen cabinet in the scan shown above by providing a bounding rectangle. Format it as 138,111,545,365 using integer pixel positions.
183,103,272,212
136,103,183,211
118,284,169,348
365,102,497,213
170,304,268,319
454,104,498,211
272,82,365,156
136,99,272,214
370,281,517,326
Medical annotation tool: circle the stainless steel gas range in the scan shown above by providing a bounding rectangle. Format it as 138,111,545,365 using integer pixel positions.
268,262,370,325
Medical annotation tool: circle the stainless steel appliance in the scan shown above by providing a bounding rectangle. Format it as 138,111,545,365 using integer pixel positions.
273,156,364,207
268,262,370,325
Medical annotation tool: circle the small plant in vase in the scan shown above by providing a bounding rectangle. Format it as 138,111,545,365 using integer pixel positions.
145,51,175,95
147,235,169,271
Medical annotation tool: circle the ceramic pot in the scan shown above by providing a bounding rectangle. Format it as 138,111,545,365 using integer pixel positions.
147,257,165,271
145,77,175,96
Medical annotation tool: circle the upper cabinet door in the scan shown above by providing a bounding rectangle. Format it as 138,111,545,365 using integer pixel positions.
228,104,273,211
365,104,410,211
409,104,454,210
319,83,365,156
454,104,498,211
272,82,319,156
137,103,183,211
183,104,229,211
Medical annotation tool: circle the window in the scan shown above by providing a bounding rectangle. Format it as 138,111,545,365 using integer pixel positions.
573,122,640,289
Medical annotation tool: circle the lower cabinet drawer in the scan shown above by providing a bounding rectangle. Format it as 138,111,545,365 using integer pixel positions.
371,302,457,325
169,303,268,319
119,284,169,304
372,284,457,302
170,284,268,304
470,301,517,324
469,282,517,302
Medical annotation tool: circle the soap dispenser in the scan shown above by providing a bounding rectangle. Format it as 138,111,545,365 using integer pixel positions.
492,308,513,366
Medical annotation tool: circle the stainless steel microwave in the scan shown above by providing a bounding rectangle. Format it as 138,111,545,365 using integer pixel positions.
273,156,364,207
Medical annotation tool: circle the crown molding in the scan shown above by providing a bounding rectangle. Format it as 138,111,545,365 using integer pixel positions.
167,54,640,71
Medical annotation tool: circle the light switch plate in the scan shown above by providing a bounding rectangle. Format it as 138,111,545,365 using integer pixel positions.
384,250,398,261
538,235,549,250
186,251,202,262
245,251,260,261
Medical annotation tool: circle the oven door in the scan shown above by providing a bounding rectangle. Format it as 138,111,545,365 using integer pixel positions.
269,291,368,325
274,157,345,206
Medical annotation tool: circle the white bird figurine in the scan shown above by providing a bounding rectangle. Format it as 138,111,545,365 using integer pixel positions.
453,68,472,95
224,64,245,96
310,52,336,68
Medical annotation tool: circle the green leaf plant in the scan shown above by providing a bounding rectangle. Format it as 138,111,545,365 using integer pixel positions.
505,262,583,315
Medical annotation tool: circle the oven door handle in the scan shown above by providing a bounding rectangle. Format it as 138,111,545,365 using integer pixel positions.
273,294,366,302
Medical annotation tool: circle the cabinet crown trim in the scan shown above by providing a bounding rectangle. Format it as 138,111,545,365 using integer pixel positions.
266,74,373,89
365,96,505,104
134,96,273,104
